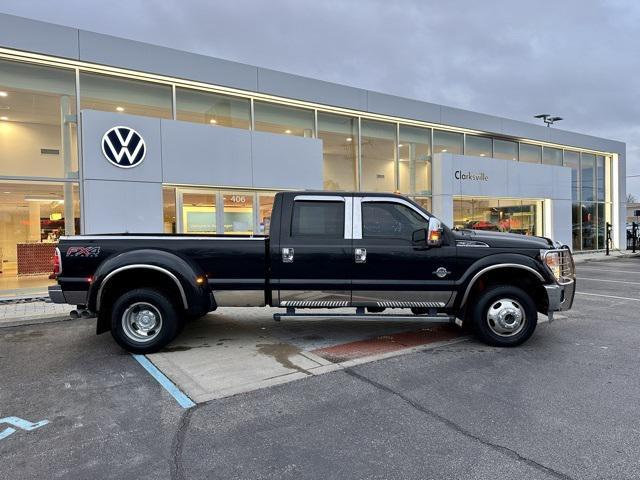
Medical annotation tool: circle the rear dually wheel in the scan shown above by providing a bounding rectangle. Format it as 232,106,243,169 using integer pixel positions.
110,288,181,354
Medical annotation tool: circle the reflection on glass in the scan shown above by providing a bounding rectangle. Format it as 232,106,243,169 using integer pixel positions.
519,143,542,164
597,203,606,249
433,130,463,154
572,202,581,251
543,147,563,166
258,193,275,234
222,192,253,234
163,187,176,233
596,155,606,202
493,139,518,161
254,101,314,137
361,120,396,192
564,150,580,202
0,59,78,178
181,191,216,234
318,113,358,191
399,125,431,194
80,73,172,119
453,197,542,236
465,135,492,157
581,202,596,250
175,88,250,129
581,153,596,202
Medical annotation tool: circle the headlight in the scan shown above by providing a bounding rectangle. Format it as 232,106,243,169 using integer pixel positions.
543,250,561,279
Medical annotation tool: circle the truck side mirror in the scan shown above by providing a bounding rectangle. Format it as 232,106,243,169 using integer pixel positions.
427,218,443,247
412,228,427,244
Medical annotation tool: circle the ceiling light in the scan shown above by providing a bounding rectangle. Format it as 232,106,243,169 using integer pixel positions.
24,195,63,202
209,119,217,124
346,137,352,142
285,129,292,134
0,116,7,121
116,106,124,112
398,143,404,147
3,191,11,194
441,149,448,152
0,91,7,97
480,153,486,157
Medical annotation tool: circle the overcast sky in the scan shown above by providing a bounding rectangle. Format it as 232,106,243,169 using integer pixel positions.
2,0,639,198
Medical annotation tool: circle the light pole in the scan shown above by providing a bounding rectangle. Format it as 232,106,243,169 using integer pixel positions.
534,114,563,127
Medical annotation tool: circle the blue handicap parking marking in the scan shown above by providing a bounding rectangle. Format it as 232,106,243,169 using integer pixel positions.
132,354,196,409
0,416,49,441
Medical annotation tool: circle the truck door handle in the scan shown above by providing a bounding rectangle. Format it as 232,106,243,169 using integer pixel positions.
355,248,366,263
282,247,294,263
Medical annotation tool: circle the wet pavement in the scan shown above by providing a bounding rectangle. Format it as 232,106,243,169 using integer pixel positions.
2,256,640,479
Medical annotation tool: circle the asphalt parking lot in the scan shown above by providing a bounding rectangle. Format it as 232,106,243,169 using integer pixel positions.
2,256,640,479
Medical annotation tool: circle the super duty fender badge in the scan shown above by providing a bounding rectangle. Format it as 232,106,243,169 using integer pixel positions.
433,267,451,278
66,246,101,258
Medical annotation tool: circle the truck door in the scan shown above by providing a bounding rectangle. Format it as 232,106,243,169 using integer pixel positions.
351,197,456,309
272,194,353,307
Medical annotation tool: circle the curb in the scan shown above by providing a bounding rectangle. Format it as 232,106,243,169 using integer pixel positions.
574,252,640,264
0,314,73,329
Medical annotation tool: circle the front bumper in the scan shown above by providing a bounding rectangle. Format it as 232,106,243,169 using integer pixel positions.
544,280,576,314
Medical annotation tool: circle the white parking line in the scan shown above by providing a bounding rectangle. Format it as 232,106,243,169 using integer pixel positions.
578,267,640,274
579,277,640,285
576,292,640,302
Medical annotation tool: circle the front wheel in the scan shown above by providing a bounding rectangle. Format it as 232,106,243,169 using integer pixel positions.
110,288,181,354
470,285,537,347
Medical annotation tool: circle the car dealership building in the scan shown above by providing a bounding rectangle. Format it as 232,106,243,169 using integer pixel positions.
0,13,626,296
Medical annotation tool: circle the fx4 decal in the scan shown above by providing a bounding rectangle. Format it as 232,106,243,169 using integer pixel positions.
66,246,101,258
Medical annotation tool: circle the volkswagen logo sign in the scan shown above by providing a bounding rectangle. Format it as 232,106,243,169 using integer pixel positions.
101,126,146,168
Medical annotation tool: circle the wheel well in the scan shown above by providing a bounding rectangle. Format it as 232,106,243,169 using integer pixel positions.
98,269,186,316
462,267,548,317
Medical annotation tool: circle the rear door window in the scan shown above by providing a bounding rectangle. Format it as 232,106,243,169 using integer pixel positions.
291,201,345,238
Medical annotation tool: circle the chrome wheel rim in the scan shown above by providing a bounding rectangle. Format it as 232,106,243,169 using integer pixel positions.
486,298,525,337
122,302,163,343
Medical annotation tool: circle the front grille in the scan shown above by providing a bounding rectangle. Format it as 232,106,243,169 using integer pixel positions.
556,248,575,284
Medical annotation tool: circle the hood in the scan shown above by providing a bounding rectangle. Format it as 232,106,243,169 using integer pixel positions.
453,229,554,249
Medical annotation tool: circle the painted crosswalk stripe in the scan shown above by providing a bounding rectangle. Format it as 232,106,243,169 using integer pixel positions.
132,354,195,409
575,292,640,302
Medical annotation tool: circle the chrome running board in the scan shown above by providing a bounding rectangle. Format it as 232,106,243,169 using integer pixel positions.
273,307,456,323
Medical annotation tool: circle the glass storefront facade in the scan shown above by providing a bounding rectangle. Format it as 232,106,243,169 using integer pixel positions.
0,59,80,296
453,198,543,236
0,52,619,295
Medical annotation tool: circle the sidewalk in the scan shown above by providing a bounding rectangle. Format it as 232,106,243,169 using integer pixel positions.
0,299,70,328
572,250,640,263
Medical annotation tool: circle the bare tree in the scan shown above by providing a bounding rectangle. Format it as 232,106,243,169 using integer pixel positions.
628,193,637,203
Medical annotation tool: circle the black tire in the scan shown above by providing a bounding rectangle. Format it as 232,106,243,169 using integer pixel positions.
470,285,537,347
110,288,181,354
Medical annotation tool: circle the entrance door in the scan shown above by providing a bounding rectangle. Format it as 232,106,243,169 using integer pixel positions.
273,194,352,307
351,197,456,308
221,191,254,234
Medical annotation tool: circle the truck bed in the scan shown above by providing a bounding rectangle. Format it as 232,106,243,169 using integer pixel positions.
57,233,269,299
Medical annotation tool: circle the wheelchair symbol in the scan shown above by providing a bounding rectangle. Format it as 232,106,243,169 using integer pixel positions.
0,417,49,441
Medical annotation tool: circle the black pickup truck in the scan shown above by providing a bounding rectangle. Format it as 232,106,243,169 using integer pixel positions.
49,191,575,353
